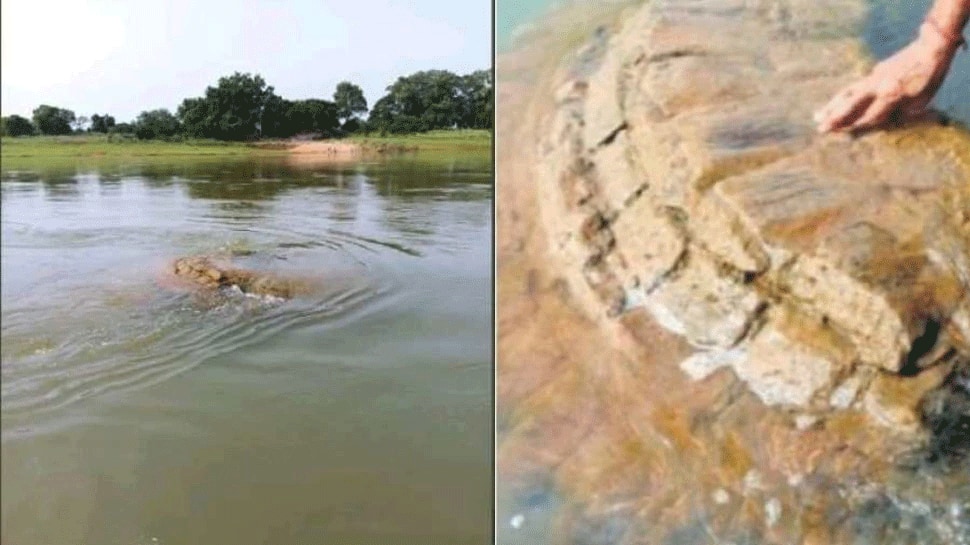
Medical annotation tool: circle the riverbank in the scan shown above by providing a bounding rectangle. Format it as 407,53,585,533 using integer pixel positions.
0,135,276,159
351,129,491,152
0,130,491,165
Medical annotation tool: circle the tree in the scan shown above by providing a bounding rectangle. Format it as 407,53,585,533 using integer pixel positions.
109,122,136,134
368,95,416,135
134,109,180,140
177,72,277,140
90,114,116,133
287,99,340,136
341,117,363,134
258,95,293,138
176,97,211,138
369,70,467,134
73,116,90,133
458,69,492,130
257,97,340,138
333,81,368,124
32,105,75,135
1,115,35,136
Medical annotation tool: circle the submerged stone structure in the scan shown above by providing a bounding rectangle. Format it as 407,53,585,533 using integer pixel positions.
172,255,309,299
497,0,970,541
532,0,970,430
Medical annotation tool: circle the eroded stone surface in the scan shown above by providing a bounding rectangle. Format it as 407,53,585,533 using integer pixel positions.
498,0,970,542
532,0,970,426
171,255,308,299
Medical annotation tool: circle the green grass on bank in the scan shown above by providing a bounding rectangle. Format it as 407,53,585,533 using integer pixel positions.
0,130,491,162
351,129,491,152
0,135,283,160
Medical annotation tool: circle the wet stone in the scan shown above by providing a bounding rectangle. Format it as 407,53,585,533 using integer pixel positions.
707,116,805,152
736,326,835,407
529,0,970,489
641,254,763,349
502,0,970,542
170,255,306,299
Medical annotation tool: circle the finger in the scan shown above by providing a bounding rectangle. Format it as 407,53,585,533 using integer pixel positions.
848,94,897,132
814,84,863,124
818,92,876,133
814,81,874,131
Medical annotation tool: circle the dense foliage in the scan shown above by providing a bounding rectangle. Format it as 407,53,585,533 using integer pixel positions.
333,81,368,126
31,105,75,135
4,67,491,141
134,109,181,140
111,123,136,135
460,70,492,130
177,73,277,140
260,97,341,138
90,114,116,133
1,114,35,136
369,69,492,134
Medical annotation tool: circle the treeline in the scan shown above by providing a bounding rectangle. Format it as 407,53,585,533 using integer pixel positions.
0,68,491,140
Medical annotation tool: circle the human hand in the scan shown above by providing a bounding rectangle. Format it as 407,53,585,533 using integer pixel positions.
814,22,962,133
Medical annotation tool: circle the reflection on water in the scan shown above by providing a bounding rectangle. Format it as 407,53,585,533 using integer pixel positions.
1,152,492,544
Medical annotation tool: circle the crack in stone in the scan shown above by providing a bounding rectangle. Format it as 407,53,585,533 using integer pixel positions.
646,48,709,63
622,182,650,209
594,121,629,149
533,0,970,441
502,1,970,542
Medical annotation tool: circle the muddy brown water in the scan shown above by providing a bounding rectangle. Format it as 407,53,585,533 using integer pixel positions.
1,153,492,544
496,1,970,544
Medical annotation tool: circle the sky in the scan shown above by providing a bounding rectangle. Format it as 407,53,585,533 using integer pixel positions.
1,0,491,122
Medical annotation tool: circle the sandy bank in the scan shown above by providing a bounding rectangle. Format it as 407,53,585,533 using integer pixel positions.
287,141,366,155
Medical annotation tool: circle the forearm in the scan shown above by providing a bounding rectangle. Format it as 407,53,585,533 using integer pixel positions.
921,0,970,54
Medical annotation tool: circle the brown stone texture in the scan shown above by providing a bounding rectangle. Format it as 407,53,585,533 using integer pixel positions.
531,0,970,421
171,255,310,299
497,0,970,542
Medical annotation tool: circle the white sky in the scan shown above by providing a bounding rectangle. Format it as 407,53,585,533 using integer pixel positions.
1,0,491,122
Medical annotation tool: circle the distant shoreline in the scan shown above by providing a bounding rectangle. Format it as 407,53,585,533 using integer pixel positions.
0,130,491,165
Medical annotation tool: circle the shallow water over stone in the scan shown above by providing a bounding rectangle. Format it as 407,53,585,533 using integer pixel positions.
1,154,492,544
497,1,970,543
498,0,970,126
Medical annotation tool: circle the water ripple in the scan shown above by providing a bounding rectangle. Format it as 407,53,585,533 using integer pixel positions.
1,274,389,428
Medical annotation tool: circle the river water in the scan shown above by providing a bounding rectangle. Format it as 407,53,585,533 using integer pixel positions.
497,0,970,126
0,153,492,544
